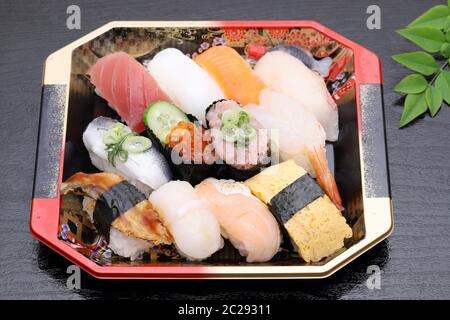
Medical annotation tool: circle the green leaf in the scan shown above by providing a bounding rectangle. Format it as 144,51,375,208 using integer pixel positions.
394,74,428,93
397,27,445,52
408,5,450,29
425,85,443,116
392,51,440,75
399,93,428,127
440,43,450,57
435,71,450,104
445,16,450,30
445,28,450,42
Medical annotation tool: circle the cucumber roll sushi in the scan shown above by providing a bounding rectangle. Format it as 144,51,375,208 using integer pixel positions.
144,100,219,185
245,160,352,263
83,116,172,196
205,99,270,180
60,172,173,260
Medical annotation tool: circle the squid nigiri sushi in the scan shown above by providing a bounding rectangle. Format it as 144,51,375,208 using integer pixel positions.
194,45,266,105
60,172,172,260
254,50,339,141
87,52,170,133
149,181,223,261
195,178,281,262
145,48,224,124
83,116,172,196
246,89,342,209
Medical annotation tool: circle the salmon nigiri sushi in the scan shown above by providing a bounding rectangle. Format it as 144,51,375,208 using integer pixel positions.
87,52,170,133
195,178,281,262
194,45,266,105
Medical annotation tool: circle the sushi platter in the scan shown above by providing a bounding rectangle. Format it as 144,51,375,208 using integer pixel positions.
30,21,393,279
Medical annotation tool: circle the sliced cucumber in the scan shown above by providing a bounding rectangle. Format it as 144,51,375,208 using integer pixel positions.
143,101,189,144
122,136,152,153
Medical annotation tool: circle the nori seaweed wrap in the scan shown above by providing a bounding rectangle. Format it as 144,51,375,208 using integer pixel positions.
60,172,172,260
144,101,221,185
245,160,352,263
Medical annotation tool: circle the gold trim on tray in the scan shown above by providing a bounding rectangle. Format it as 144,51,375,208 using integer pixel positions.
39,21,393,279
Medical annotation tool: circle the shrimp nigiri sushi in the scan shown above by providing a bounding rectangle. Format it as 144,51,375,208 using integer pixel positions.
149,181,223,261
194,45,266,105
87,52,170,133
195,178,281,262
246,89,342,209
254,50,339,141
146,48,224,124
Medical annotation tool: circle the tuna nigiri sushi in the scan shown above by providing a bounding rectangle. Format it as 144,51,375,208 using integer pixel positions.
87,52,170,133
145,48,224,124
246,89,343,209
195,178,281,262
254,51,339,141
194,45,266,105
149,181,223,261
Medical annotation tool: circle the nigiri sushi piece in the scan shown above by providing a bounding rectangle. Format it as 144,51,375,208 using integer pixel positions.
271,45,332,77
145,48,224,124
83,117,172,196
245,160,352,263
195,178,281,262
194,45,266,105
149,181,223,261
254,51,339,141
87,52,170,133
206,99,269,180
60,172,173,260
246,44,332,77
246,89,342,209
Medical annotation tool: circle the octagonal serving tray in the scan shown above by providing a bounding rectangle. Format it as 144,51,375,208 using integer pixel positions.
30,21,393,279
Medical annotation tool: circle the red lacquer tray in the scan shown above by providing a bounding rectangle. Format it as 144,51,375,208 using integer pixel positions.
31,21,392,279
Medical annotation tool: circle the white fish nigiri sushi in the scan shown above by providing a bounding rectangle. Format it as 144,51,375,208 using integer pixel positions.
83,117,172,196
254,51,339,141
149,181,223,260
195,178,281,262
246,89,342,209
146,48,225,124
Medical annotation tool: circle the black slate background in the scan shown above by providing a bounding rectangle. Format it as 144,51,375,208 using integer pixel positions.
0,0,449,300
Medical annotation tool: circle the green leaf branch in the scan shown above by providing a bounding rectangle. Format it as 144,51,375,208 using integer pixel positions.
393,2,450,127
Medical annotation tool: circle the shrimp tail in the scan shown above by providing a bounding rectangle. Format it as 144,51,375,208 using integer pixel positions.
307,146,343,210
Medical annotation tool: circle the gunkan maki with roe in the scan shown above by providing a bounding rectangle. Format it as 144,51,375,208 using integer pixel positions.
144,100,219,185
